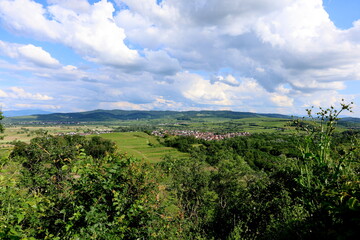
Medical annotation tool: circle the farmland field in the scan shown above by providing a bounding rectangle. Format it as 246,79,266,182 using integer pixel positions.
0,125,112,156
97,132,188,163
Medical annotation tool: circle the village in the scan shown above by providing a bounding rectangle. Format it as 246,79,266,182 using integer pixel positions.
151,129,251,141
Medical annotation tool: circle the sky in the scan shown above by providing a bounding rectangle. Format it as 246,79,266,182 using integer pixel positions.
0,0,360,117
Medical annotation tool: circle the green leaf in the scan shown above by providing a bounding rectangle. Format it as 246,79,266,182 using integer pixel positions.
348,197,359,210
61,165,69,171
16,213,25,224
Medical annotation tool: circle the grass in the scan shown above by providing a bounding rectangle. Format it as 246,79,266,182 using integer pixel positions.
0,125,112,144
153,117,293,134
97,132,188,163
0,148,10,158
0,125,113,157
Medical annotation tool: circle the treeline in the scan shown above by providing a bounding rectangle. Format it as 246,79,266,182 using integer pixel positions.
163,133,301,167
1,104,360,239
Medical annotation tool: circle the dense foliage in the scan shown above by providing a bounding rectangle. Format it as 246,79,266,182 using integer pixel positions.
1,135,182,239
1,103,359,239
160,103,360,239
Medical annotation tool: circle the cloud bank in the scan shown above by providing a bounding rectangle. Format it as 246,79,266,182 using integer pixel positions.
0,0,359,116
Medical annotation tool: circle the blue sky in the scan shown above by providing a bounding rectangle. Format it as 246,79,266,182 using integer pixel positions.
0,0,359,117
323,0,360,105
324,0,360,29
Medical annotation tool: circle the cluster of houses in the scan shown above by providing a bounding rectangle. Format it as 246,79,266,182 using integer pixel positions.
152,130,250,141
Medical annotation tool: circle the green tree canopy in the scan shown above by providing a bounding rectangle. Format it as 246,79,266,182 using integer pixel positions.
0,111,4,139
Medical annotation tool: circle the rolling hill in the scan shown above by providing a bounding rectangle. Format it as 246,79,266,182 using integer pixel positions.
7,109,292,122
4,109,360,129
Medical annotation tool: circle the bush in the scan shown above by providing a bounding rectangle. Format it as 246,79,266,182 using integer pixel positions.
2,135,176,239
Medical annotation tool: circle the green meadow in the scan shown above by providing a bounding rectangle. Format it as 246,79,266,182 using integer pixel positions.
0,125,112,156
181,117,292,133
97,132,188,163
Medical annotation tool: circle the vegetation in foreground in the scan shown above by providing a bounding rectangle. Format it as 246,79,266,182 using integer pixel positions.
0,102,359,239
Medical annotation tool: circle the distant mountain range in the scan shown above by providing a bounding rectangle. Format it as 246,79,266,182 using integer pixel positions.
3,109,52,117
3,109,360,126
6,109,291,121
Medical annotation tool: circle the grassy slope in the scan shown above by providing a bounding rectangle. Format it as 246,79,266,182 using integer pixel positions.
97,132,188,163
1,128,188,163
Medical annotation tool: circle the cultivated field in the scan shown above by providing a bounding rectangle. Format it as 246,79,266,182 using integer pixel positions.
97,132,188,163
0,125,112,156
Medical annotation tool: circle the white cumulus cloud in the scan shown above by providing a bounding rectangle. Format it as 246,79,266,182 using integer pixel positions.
0,41,60,68
0,87,53,100
0,0,359,116
0,0,140,67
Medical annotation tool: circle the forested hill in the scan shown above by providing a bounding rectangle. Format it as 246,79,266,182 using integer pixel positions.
8,109,293,122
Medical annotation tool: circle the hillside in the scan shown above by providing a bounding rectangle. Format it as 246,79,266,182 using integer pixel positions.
4,109,360,130
3,109,52,117
7,109,292,122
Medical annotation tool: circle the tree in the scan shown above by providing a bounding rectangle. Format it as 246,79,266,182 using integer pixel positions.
0,111,4,139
